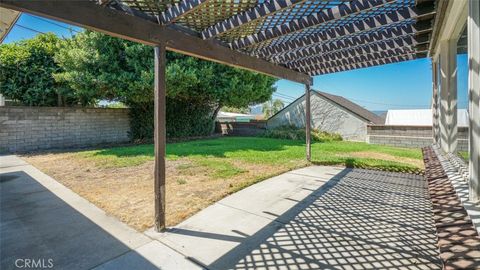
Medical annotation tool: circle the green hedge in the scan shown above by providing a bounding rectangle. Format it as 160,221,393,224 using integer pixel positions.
263,125,342,142
128,98,215,142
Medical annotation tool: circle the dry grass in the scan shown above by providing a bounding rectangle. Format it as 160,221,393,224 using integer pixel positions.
24,152,302,231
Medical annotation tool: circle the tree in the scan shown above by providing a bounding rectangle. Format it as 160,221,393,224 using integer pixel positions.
0,33,74,106
165,52,276,120
54,31,277,138
262,99,285,118
54,31,150,106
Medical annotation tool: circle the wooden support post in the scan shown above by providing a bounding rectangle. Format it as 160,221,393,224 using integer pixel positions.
154,45,166,231
468,0,480,202
305,84,311,161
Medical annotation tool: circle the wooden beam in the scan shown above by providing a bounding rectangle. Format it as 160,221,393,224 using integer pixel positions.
154,45,167,232
160,0,208,24
305,84,311,161
290,38,428,67
230,0,396,50
0,0,311,85
293,47,416,72
201,0,306,39
255,10,434,60
272,31,429,64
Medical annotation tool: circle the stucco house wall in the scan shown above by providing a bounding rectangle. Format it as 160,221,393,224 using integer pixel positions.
267,93,369,141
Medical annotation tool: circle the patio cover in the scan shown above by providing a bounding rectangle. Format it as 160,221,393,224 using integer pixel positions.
0,0,437,81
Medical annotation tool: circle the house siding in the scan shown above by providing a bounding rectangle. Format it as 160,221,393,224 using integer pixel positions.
267,94,368,141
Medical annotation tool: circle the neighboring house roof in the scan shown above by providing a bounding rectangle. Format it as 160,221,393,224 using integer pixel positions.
217,111,262,122
385,109,469,127
0,7,20,43
313,90,384,125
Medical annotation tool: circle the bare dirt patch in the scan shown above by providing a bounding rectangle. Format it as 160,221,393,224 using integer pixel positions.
23,153,297,231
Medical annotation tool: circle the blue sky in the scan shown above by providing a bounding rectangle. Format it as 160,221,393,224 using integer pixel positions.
4,14,469,111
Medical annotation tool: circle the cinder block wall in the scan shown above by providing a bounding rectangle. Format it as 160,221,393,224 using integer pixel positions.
0,107,130,153
367,125,468,151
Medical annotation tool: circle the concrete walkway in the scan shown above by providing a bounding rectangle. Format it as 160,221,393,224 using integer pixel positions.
147,166,442,270
0,155,200,270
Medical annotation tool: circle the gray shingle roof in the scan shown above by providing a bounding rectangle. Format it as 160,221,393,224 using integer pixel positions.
313,90,384,125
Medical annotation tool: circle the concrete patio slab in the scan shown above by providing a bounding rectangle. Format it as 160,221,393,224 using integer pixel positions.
218,172,337,222
93,241,202,270
0,154,28,168
0,155,200,270
146,202,283,267
148,166,442,270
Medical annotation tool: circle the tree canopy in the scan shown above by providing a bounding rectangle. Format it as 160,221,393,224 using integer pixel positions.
53,30,276,113
0,33,74,106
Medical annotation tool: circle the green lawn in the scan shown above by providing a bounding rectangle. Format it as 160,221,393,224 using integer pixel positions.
79,137,424,174
459,151,469,161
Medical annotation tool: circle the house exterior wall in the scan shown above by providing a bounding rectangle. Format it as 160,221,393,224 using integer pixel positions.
0,106,130,153
267,94,368,141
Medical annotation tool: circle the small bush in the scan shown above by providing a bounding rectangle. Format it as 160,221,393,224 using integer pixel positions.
262,125,342,142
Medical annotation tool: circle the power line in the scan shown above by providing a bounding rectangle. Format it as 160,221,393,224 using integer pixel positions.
272,92,298,101
274,89,428,108
272,92,295,99
272,96,295,102
272,94,295,102
274,89,425,108
15,24,46,34
31,15,81,34
317,81,429,109
275,93,297,100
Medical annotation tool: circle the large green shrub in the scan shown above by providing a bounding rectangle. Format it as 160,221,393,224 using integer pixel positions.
128,103,154,142
129,100,215,141
166,98,214,138
263,125,343,142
